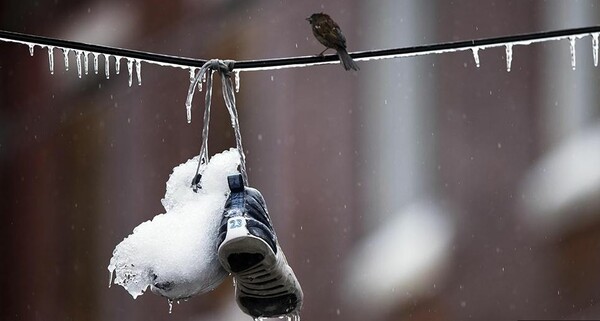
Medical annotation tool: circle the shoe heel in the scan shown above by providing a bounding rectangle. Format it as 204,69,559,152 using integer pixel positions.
217,174,303,318
219,217,274,273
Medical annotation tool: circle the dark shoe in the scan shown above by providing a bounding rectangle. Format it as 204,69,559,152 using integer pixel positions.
217,174,303,318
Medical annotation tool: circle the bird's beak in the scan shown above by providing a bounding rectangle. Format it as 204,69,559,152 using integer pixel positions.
305,17,310,22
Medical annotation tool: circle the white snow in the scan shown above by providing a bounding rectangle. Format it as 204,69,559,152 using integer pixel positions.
108,148,241,300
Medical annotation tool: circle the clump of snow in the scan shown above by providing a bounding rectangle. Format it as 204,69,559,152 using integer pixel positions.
108,148,241,300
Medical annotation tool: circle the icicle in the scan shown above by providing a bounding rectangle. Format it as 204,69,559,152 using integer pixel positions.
28,44,34,56
108,269,113,288
569,36,576,70
47,46,54,75
83,52,89,75
167,299,173,314
186,80,195,122
471,47,480,68
505,44,513,72
104,54,110,79
186,103,192,123
189,68,195,82
76,51,83,78
127,59,133,87
135,60,142,86
198,72,206,92
234,70,241,92
93,53,99,74
592,33,598,67
62,48,70,71
186,67,206,123
115,56,121,74
189,68,199,92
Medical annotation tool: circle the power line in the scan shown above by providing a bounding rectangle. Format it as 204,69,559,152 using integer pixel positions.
1,26,600,72
234,26,600,70
0,30,207,69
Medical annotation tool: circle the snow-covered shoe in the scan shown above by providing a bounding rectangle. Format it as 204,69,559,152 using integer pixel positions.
217,174,303,318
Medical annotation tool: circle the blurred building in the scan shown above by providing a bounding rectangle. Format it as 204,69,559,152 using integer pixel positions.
1,1,600,321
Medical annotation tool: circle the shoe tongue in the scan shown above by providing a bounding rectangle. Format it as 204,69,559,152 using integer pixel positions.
228,174,245,192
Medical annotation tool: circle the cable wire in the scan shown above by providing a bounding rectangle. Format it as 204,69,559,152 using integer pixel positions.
2,26,600,72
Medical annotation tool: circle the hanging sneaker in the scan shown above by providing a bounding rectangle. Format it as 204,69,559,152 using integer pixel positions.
217,174,303,319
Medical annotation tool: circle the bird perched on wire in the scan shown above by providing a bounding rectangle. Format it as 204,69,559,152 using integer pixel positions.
306,12,359,71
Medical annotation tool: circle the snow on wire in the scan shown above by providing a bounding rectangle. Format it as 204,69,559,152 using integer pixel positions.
2,26,600,73
1,25,599,93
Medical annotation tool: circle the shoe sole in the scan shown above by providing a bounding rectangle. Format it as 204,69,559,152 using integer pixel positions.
218,223,302,318
217,178,303,318
218,217,276,275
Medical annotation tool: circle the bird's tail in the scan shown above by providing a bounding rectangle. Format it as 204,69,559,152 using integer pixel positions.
337,48,359,71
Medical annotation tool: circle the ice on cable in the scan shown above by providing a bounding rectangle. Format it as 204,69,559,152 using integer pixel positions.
505,44,513,72
93,52,100,74
127,59,133,87
108,148,241,300
592,33,599,67
47,46,54,75
63,48,70,71
104,54,110,79
84,52,90,75
569,36,577,71
115,56,121,75
135,59,142,86
471,47,480,68
76,51,83,78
